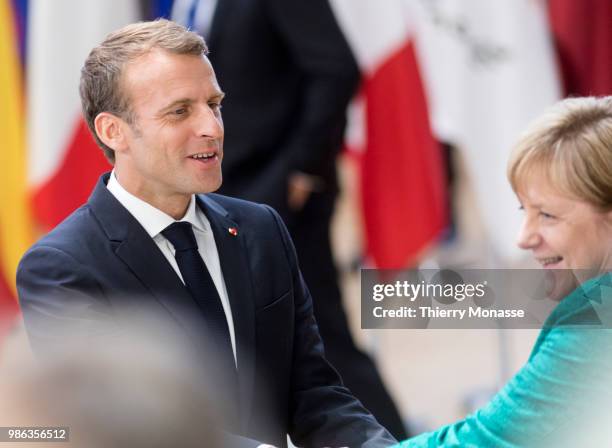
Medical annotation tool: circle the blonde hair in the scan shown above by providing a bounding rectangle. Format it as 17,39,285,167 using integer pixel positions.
508,96,612,211
79,19,208,163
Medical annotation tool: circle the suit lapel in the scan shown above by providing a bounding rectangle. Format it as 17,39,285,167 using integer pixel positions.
198,194,256,428
88,174,213,352
114,221,216,346
89,175,257,427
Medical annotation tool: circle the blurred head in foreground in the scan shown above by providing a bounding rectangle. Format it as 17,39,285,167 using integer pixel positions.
508,96,612,299
0,326,222,448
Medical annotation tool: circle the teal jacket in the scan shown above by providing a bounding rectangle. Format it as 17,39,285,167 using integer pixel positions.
399,273,612,448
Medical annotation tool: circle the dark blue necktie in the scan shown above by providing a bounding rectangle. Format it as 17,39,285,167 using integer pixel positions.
161,222,238,397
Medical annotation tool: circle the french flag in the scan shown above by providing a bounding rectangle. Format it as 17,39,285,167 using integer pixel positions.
331,0,448,269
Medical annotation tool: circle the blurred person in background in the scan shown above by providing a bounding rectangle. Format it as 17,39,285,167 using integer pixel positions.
0,327,223,448
397,96,612,447
170,0,407,438
16,19,396,448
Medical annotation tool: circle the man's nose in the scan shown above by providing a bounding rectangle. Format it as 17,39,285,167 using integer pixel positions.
194,105,223,139
516,217,541,250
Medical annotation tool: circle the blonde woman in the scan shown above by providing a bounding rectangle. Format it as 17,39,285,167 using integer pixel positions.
400,96,612,447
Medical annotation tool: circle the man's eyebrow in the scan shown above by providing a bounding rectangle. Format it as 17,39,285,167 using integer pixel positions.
210,91,226,101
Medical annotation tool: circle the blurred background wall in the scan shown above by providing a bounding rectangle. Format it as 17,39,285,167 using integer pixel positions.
1,0,610,432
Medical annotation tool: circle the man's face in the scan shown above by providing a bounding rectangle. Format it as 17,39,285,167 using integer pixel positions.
115,49,224,205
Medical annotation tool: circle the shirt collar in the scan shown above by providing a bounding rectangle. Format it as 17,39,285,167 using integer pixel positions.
106,171,209,238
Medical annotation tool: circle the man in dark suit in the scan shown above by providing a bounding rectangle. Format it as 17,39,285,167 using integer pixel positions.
172,0,407,438
17,19,395,448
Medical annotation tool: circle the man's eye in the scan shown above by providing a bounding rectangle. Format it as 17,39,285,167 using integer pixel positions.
539,211,555,219
174,108,187,115
209,103,222,111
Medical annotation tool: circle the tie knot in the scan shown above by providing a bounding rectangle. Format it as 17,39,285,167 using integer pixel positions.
161,222,198,252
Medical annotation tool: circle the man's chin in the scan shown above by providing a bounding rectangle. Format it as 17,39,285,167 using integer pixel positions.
191,174,223,195
209,175,223,193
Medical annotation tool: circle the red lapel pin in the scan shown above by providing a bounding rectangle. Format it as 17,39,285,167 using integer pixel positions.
228,227,238,236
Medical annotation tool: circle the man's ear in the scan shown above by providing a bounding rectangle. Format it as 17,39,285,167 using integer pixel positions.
94,112,129,153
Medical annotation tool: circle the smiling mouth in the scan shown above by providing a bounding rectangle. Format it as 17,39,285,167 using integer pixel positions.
189,151,217,161
537,256,563,267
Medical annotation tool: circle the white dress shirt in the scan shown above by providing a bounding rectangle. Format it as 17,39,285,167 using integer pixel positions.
106,171,237,364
